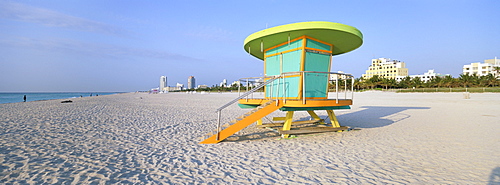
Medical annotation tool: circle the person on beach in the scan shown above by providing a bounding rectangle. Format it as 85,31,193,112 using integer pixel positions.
23,95,26,102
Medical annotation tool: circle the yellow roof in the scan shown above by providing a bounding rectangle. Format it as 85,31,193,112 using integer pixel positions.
244,21,363,60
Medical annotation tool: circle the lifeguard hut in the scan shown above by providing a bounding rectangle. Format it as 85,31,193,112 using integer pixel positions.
201,21,362,144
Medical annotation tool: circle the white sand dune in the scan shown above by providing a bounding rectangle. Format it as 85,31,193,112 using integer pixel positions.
0,92,499,184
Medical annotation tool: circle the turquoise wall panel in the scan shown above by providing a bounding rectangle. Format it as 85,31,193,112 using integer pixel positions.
266,39,303,55
306,39,330,51
265,77,300,98
265,55,280,76
304,73,328,97
305,52,330,72
282,50,302,72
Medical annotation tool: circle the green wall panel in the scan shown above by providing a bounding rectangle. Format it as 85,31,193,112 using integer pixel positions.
305,52,330,72
265,77,300,98
265,55,280,76
266,39,303,55
282,50,302,72
304,73,328,98
306,39,330,51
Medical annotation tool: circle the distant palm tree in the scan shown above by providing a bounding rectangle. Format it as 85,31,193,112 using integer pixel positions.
481,74,498,87
388,78,397,89
380,78,390,89
443,75,456,88
398,76,412,88
410,77,423,88
354,78,363,90
429,76,443,88
365,75,381,89
458,73,478,88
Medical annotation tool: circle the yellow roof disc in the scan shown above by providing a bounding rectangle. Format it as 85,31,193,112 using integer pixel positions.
244,21,363,60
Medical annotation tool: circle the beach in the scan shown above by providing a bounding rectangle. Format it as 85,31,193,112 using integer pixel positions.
0,92,499,184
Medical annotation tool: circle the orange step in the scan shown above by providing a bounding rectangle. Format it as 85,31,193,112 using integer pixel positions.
200,101,283,144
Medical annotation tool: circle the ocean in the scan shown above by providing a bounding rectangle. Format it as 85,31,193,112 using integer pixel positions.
0,92,122,104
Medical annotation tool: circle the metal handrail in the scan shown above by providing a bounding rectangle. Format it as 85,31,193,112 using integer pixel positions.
215,75,280,140
280,71,355,104
216,75,279,112
239,71,355,102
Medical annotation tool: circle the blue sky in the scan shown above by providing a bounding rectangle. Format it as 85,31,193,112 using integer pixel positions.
1,0,499,92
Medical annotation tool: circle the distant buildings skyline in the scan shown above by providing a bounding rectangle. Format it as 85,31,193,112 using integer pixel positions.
157,57,499,91
396,69,450,82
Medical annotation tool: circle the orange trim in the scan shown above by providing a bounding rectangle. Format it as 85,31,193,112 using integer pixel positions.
264,47,303,58
305,97,328,99
326,45,333,94
300,38,306,98
282,74,301,78
304,35,333,49
264,36,306,52
239,98,353,107
301,37,306,71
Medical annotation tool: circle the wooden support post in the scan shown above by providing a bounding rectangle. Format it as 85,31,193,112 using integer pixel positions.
326,110,340,128
281,111,294,138
307,110,325,124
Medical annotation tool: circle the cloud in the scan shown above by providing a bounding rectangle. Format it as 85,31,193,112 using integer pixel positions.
0,37,201,62
0,1,125,35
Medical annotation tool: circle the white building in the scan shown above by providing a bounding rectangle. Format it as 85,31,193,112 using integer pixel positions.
463,57,500,77
176,83,184,89
247,78,263,87
159,76,167,93
231,80,242,87
330,71,352,80
220,79,227,87
405,69,449,82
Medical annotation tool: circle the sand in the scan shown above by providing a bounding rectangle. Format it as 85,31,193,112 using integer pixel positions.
0,91,499,184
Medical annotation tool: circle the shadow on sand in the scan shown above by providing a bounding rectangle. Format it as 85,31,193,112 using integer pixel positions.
221,106,430,142
489,167,500,185
338,106,430,128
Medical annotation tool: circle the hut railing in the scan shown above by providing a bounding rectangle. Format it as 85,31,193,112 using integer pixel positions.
239,71,355,104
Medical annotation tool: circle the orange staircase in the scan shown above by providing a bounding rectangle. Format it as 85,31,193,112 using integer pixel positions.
200,100,283,144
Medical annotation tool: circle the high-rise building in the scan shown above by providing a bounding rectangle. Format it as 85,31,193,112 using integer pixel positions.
463,57,500,77
187,76,196,89
362,58,408,79
159,76,167,92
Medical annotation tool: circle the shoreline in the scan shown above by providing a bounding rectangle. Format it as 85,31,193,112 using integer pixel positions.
0,92,126,104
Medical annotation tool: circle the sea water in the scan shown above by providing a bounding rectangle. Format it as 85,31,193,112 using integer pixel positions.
0,92,122,104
